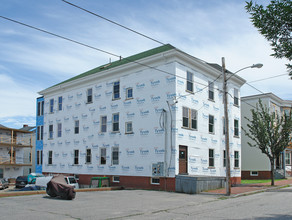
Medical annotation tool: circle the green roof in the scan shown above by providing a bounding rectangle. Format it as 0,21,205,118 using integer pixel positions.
51,44,175,89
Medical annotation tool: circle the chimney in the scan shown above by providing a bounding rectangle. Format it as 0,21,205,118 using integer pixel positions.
23,124,28,128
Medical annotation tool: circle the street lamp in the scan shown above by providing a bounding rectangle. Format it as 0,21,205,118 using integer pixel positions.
222,58,263,196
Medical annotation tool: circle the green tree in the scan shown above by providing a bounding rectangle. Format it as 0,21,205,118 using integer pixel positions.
242,100,292,185
245,0,292,78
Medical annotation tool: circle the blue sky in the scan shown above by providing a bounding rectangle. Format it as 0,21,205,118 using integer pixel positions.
0,0,291,128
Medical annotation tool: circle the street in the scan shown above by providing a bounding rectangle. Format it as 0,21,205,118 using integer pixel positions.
1,187,292,220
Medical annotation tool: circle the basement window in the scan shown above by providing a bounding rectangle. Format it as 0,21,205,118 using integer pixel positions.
151,177,160,185
250,171,258,176
113,176,120,183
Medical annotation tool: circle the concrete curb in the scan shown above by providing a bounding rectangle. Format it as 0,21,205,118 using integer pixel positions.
0,186,123,198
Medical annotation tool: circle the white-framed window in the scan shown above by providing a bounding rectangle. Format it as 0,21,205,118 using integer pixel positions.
37,101,44,116
49,124,53,139
223,150,226,167
112,113,119,132
49,99,54,113
234,119,239,137
74,149,79,165
234,151,239,168
234,88,239,106
182,107,197,130
112,176,120,183
151,177,160,185
86,149,91,164
74,120,79,134
250,171,258,176
113,81,120,100
126,87,133,99
37,126,43,140
87,88,93,103
208,81,214,101
209,149,214,167
186,71,193,92
112,147,119,165
209,115,215,134
57,123,62,138
101,116,107,133
125,121,133,134
48,151,53,165
286,152,291,165
100,148,106,165
37,150,43,165
58,96,62,111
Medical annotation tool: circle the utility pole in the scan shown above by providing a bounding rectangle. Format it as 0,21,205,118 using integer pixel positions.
222,57,231,196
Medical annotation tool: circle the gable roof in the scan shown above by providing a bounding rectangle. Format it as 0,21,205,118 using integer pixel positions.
49,44,175,89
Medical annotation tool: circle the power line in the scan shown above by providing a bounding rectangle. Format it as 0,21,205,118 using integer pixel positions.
0,15,120,58
62,0,164,45
248,73,289,83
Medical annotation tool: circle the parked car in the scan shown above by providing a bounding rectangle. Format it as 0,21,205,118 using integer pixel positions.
0,179,9,190
15,176,28,188
27,173,44,183
64,176,79,189
25,176,53,190
46,174,76,200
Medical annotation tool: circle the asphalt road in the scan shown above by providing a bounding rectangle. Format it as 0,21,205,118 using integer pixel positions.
1,187,292,220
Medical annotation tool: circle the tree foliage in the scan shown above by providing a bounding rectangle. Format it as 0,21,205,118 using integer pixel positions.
242,99,292,185
245,0,292,77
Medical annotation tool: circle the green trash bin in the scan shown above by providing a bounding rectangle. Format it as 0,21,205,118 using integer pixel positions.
90,177,110,188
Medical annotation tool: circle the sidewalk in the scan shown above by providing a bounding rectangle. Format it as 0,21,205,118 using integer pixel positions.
205,178,292,197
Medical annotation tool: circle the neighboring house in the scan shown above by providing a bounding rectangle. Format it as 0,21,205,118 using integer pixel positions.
0,124,33,179
241,93,292,179
19,125,36,176
38,44,245,191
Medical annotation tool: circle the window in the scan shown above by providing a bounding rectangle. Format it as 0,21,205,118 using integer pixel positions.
37,150,43,165
234,119,239,137
223,117,226,135
126,87,133,99
151,177,160,185
37,126,43,140
87,88,93,103
209,149,214,167
74,150,79,165
250,171,258,176
49,125,53,139
186,71,193,92
112,113,119,132
86,149,92,164
286,152,291,165
49,99,54,113
209,115,214,134
57,123,62,137
48,151,53,165
100,148,106,165
112,147,119,165
234,151,239,168
182,107,197,130
125,121,133,134
113,176,120,183
208,81,214,101
101,116,107,133
58,96,62,111
234,88,239,106
113,81,120,100
223,150,226,167
74,120,79,134
37,101,44,116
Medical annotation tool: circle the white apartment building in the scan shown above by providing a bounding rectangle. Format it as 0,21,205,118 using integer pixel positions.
39,44,245,191
241,93,292,179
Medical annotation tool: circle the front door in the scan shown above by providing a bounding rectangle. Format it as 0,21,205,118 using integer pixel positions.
179,145,188,174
